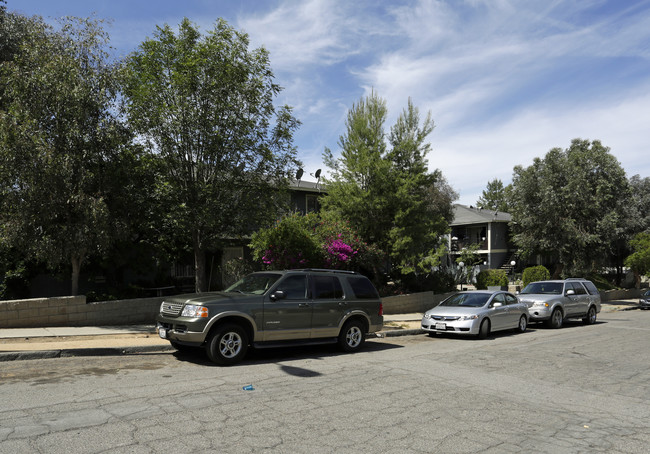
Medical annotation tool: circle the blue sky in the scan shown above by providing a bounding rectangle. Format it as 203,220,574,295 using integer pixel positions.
11,0,650,205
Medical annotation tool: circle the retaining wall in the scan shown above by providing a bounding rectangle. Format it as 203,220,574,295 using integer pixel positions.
382,291,454,315
0,295,165,328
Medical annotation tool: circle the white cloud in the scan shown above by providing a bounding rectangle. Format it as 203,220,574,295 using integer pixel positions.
434,88,650,205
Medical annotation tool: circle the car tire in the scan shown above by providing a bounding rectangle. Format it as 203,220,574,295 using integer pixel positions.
516,315,527,333
583,306,597,325
546,308,563,329
206,324,248,365
477,319,490,339
338,319,366,352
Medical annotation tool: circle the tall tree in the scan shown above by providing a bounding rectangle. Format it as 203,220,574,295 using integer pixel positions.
322,93,456,275
0,14,131,295
477,178,511,212
121,18,300,292
386,99,454,273
509,139,628,277
322,91,392,251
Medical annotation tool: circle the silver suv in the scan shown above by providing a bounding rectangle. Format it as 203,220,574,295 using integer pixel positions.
156,269,384,365
518,278,601,328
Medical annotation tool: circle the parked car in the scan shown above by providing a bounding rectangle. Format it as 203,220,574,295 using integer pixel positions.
518,278,601,328
156,269,384,365
640,290,650,310
421,291,529,339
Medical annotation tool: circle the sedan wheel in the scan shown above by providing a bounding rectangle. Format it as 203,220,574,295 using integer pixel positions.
583,306,597,325
517,315,527,333
477,319,490,339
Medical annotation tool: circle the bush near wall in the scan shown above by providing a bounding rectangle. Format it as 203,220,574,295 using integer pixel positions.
522,265,551,287
476,269,508,290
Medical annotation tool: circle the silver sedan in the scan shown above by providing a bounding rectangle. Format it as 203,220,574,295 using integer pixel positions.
421,291,529,339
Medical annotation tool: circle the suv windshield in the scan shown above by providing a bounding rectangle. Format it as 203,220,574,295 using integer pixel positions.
521,282,563,295
225,273,281,295
441,293,491,308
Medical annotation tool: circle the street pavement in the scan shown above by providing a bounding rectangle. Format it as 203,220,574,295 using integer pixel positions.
0,300,641,362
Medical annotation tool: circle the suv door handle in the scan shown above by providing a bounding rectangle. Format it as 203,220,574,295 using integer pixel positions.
298,303,310,308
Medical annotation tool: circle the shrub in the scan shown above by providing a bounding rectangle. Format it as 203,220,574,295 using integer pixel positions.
250,213,385,273
522,265,550,287
475,269,508,290
250,212,323,269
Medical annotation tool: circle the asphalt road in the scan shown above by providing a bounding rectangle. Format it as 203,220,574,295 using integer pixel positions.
1,310,649,453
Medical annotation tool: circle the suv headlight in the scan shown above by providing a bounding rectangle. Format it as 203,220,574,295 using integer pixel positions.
181,304,208,318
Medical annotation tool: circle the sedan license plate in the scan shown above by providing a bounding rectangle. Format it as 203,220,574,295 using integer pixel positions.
435,322,446,330
158,328,167,339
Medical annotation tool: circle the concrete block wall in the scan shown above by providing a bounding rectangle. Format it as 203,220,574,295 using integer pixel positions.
0,295,166,328
382,291,454,315
601,288,641,302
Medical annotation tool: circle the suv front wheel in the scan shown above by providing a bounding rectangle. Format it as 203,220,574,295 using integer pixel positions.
206,324,249,365
546,308,563,329
338,319,366,352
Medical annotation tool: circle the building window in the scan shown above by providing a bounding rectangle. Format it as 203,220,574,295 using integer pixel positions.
306,194,320,213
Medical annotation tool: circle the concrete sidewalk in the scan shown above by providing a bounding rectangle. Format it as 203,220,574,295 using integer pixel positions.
0,301,641,362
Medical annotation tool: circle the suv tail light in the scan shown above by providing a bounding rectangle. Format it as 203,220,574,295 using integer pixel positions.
379,302,383,316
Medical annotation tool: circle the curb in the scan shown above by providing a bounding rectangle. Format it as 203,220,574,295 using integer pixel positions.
0,344,175,362
0,330,423,362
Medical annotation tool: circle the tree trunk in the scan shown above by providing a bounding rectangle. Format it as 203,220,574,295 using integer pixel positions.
193,230,207,293
71,256,83,296
552,263,564,280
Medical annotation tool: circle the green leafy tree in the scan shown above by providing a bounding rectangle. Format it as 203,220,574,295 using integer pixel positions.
625,232,650,288
608,174,650,284
121,18,300,292
0,14,132,295
509,139,628,277
322,90,393,250
477,178,511,213
322,93,455,276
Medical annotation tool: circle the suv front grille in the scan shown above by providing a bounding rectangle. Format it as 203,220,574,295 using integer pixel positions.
161,302,183,316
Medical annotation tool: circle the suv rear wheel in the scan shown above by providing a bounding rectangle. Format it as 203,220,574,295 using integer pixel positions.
583,306,597,325
338,319,366,352
206,324,248,365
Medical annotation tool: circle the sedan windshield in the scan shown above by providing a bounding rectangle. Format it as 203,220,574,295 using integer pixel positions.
520,282,563,295
440,293,491,308
225,273,281,295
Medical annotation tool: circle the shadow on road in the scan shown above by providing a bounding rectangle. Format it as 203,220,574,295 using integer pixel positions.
169,339,404,367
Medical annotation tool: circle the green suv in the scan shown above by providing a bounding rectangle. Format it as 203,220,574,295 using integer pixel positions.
156,269,384,365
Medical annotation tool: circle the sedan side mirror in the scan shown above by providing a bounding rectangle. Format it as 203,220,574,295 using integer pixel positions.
270,290,286,301
492,302,503,308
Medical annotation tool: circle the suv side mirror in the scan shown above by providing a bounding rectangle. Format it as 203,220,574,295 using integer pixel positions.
270,290,286,301
566,289,575,296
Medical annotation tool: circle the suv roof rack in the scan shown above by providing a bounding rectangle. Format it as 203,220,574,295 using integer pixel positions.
565,278,586,281
292,268,358,275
